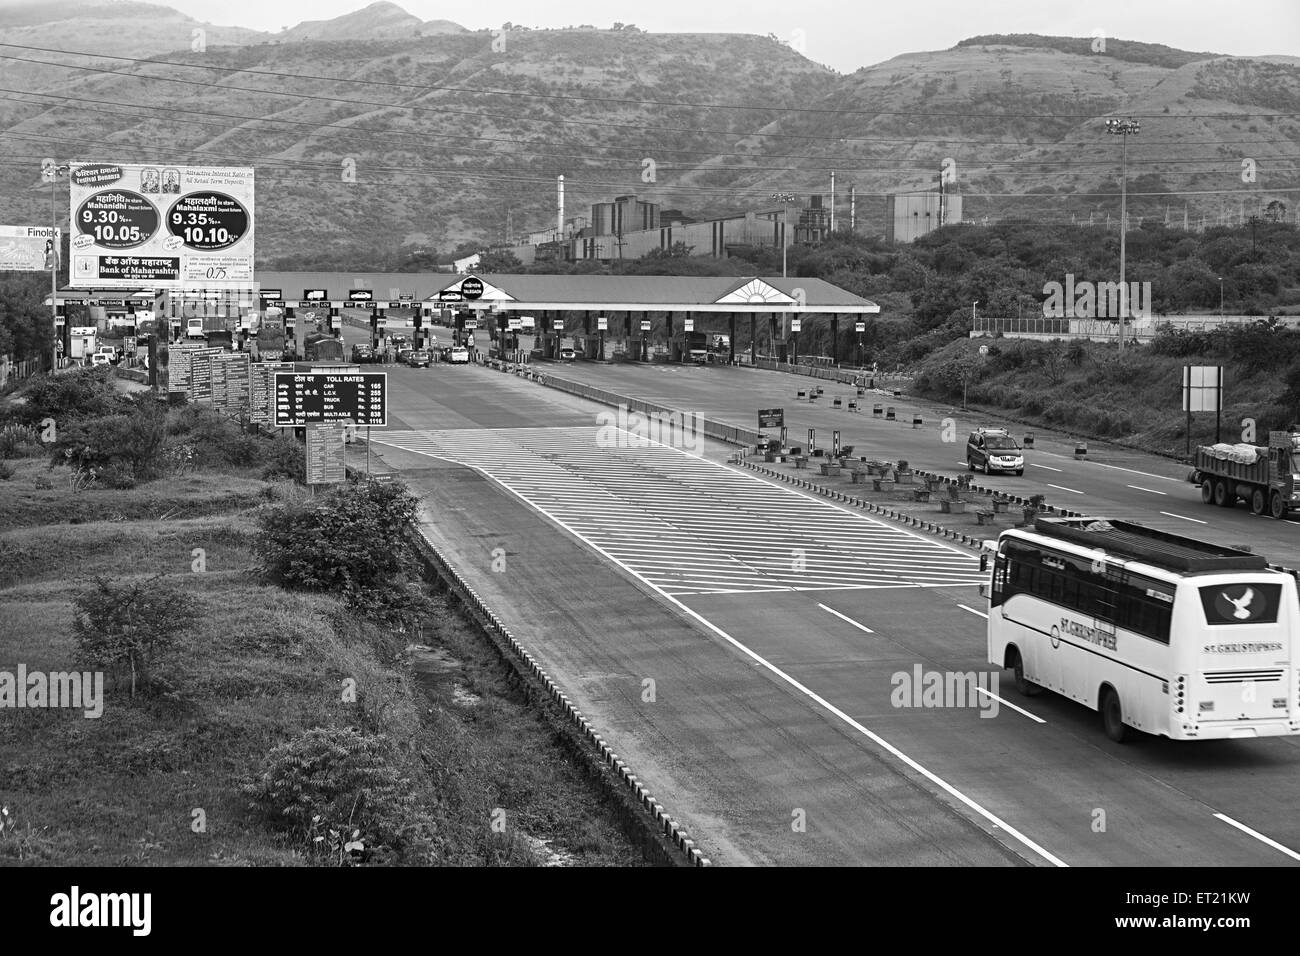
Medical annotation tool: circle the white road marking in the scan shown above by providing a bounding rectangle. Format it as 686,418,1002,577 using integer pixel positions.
975,686,1047,724
1047,483,1084,495
957,603,988,619
1127,484,1168,496
1161,511,1208,524
1030,463,1063,473
388,428,1066,868
1213,813,1300,862
818,603,875,633
1091,461,1182,481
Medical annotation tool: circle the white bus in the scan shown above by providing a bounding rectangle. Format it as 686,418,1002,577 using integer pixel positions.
988,517,1300,742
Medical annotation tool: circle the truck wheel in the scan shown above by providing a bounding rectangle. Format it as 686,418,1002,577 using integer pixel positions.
1201,480,1214,504
1213,479,1230,507
1251,488,1267,515
1271,492,1287,520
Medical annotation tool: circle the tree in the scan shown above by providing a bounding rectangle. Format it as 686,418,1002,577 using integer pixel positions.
73,575,200,698
476,249,523,272
1265,200,1287,223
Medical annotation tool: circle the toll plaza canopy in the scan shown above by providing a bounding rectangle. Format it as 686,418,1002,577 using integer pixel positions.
251,272,880,315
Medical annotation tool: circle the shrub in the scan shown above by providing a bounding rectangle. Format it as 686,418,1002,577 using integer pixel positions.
243,727,433,864
96,461,136,489
72,574,200,698
260,435,306,483
253,479,421,618
0,461,13,481
50,404,167,481
0,423,42,459
10,367,126,425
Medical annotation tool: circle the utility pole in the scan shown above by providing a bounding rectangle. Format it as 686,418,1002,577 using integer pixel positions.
829,171,836,233
43,161,69,371
849,184,856,233
1106,117,1140,356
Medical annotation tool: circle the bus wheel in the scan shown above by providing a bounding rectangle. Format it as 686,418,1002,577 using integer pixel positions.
1270,492,1287,520
1200,480,1214,504
1213,479,1230,507
1100,687,1127,743
1009,648,1041,697
1251,488,1266,515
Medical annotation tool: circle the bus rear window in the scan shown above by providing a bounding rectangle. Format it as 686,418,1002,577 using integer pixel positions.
1199,582,1283,626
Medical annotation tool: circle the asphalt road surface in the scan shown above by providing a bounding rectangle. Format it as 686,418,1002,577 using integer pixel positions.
349,329,1300,866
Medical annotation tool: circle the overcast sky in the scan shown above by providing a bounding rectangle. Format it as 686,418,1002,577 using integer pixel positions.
154,0,1300,73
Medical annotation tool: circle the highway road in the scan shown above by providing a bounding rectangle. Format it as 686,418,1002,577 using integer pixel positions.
345,326,1300,866
523,358,1300,567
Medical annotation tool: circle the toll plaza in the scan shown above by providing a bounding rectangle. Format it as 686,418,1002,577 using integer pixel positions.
251,272,880,364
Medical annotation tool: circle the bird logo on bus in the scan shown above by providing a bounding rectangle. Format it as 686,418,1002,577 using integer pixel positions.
1216,586,1257,621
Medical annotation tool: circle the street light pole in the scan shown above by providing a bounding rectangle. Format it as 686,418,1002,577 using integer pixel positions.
1219,277,1224,315
1107,118,1140,355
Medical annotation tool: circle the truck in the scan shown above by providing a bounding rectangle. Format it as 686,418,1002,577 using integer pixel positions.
1190,432,1300,518
684,331,710,363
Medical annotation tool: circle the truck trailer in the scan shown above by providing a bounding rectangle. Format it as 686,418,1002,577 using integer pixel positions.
1190,433,1300,518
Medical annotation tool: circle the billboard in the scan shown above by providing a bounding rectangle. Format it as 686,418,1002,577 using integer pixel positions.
0,226,61,273
68,163,254,288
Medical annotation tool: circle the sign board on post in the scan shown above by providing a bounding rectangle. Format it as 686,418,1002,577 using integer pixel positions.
249,361,293,425
68,163,254,288
460,277,484,300
807,428,816,453
1182,365,1223,412
274,372,387,427
597,316,608,331
684,318,694,332
552,318,564,331
305,423,346,485
855,321,866,333
790,317,802,333
167,344,221,395
507,316,522,331
639,320,651,332
758,408,785,429
520,316,535,330
833,430,841,457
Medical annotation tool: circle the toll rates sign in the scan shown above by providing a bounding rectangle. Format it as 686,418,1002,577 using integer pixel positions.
274,372,387,427
68,163,254,288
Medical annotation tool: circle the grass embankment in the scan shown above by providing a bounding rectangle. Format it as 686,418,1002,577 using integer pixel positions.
913,328,1300,459
0,375,645,866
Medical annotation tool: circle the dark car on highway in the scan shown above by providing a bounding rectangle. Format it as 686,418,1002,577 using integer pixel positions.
966,427,1025,475
351,344,374,364
406,349,431,368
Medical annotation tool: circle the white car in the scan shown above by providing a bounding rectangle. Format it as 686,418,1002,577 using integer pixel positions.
90,352,111,366
448,347,470,364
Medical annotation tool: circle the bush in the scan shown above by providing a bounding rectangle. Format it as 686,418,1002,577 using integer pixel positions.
0,461,13,481
50,404,167,481
72,575,201,698
253,479,421,620
95,461,136,489
243,727,433,864
0,423,42,459
259,435,306,483
9,367,126,425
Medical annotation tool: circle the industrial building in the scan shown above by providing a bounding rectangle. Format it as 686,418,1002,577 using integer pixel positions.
885,190,963,243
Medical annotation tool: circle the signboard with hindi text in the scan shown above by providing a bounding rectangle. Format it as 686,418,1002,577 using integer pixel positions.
274,372,387,427
306,424,346,485
68,162,254,288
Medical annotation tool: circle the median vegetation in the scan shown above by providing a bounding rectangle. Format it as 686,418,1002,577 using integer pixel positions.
912,321,1300,457
0,369,645,866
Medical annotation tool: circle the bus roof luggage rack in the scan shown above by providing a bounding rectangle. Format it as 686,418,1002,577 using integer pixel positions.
1030,516,1269,573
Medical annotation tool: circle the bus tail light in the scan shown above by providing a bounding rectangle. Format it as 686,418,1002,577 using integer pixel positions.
1175,675,1186,715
